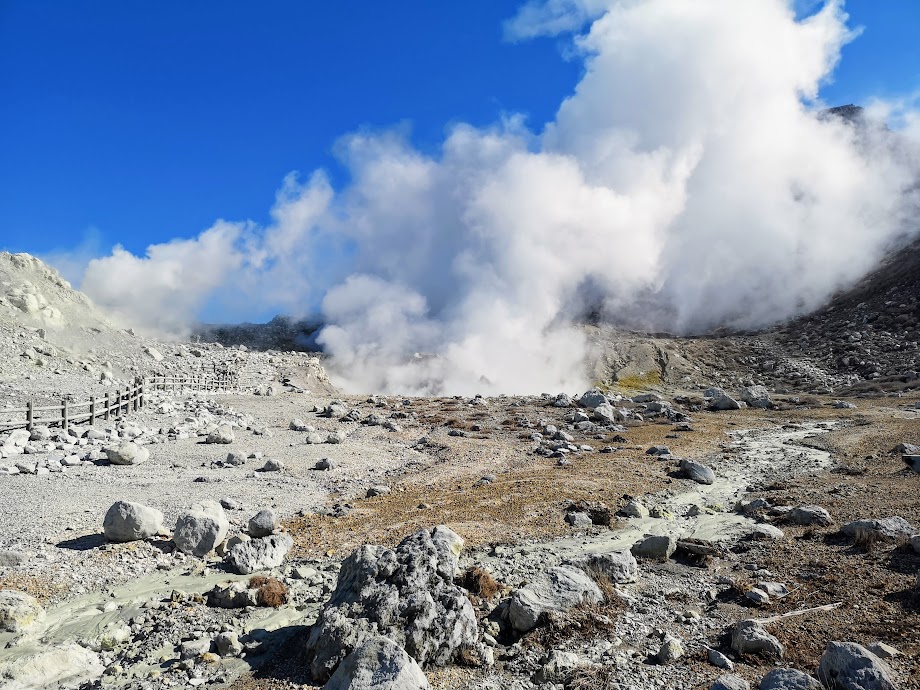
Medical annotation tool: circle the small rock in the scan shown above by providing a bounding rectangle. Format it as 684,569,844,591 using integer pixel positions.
534,650,581,683
711,674,749,690
729,620,783,658
568,550,638,584
631,535,676,561
226,534,294,574
248,508,279,537
841,516,916,541
656,635,684,664
707,648,733,670
206,425,235,444
750,524,785,540
786,505,833,527
509,565,603,633
260,458,284,472
680,458,716,484
322,636,431,690
758,668,822,690
621,499,649,518
104,442,149,465
215,631,243,658
565,511,593,528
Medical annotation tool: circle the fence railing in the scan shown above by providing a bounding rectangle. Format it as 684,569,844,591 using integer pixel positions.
0,371,257,432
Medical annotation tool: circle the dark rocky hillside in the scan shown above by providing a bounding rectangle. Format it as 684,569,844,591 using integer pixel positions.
773,236,920,389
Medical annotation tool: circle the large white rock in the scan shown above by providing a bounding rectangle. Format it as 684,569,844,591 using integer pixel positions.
323,637,430,690
509,565,603,633
0,590,44,633
0,643,103,689
103,500,165,542
105,442,149,465
173,500,229,557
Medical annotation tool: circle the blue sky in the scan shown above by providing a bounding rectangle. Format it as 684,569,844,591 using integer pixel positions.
1,0,919,269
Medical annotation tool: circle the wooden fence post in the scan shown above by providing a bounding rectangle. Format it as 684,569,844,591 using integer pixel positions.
133,378,140,411
62,399,69,431
90,396,96,425
105,392,111,421
26,401,33,431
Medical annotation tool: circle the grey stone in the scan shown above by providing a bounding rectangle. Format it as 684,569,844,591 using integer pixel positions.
710,391,742,411
323,636,430,690
680,458,716,484
367,485,391,497
315,458,335,471
104,442,149,465
621,499,649,518
534,650,581,684
327,431,347,444
206,425,234,444
751,524,785,540
305,526,478,682
565,511,593,528
729,620,783,658
173,500,230,557
248,508,279,537
207,581,258,608
180,637,212,659
841,517,916,541
226,534,293,574
509,565,603,633
708,648,733,670
224,452,246,466
745,588,771,605
592,402,621,423
787,505,833,527
578,390,608,410
656,635,684,664
567,550,639,584
759,668,822,690
261,458,284,472
711,674,749,690
817,641,896,690
215,631,243,657
867,642,900,659
631,535,676,560
740,386,773,409
103,500,165,542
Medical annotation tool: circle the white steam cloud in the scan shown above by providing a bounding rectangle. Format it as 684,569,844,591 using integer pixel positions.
77,0,920,395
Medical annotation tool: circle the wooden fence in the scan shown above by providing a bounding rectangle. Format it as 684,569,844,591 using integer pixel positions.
0,371,255,432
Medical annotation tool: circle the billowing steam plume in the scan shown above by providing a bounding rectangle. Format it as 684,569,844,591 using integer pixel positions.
78,0,920,394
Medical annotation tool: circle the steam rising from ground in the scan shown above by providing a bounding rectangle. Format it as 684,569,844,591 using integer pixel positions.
77,0,919,395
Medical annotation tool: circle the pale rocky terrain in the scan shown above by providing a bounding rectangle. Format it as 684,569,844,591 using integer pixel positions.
0,251,918,690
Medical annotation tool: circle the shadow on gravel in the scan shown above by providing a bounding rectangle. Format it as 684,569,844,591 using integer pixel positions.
244,624,313,686
56,533,106,550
